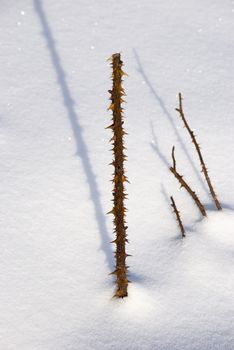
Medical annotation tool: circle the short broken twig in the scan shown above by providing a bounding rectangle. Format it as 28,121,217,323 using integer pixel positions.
170,196,186,238
170,146,207,217
172,145,176,170
176,93,222,210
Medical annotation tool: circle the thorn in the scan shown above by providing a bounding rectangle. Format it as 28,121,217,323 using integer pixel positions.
120,70,128,77
105,124,114,129
122,175,130,183
107,103,115,111
109,136,116,142
107,209,114,215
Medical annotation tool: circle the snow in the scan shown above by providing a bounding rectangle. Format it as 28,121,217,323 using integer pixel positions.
0,0,234,349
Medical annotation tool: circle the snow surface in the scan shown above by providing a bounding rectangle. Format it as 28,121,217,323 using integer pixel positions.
0,0,234,349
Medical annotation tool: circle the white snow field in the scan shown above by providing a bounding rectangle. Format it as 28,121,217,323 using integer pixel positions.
0,0,234,349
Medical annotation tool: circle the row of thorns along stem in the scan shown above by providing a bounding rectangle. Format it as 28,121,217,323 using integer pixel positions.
107,53,129,298
107,53,222,297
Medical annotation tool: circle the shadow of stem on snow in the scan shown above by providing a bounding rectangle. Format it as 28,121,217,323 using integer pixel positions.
133,48,209,197
34,0,114,271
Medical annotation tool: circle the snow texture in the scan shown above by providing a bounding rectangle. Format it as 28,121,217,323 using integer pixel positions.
0,0,234,349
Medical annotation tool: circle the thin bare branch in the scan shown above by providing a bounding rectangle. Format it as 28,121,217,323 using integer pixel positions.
170,196,186,238
170,147,207,217
176,93,222,210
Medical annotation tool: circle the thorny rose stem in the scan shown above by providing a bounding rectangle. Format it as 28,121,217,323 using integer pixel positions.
107,53,129,298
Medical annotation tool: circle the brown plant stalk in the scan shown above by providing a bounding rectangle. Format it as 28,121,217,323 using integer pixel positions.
107,53,129,298
176,93,222,210
170,146,207,217
170,196,186,238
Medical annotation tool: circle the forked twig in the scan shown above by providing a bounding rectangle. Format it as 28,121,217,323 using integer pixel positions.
176,93,222,210
170,196,186,238
170,147,207,217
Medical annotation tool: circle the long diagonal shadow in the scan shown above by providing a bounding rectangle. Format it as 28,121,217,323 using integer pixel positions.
34,0,113,270
150,120,170,168
133,48,209,197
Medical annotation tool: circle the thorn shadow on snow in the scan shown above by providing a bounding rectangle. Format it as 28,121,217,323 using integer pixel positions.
132,48,209,197
128,271,155,284
34,0,114,271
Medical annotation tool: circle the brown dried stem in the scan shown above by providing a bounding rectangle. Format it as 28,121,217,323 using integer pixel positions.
170,196,186,238
170,147,207,217
176,93,222,210
107,53,129,298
